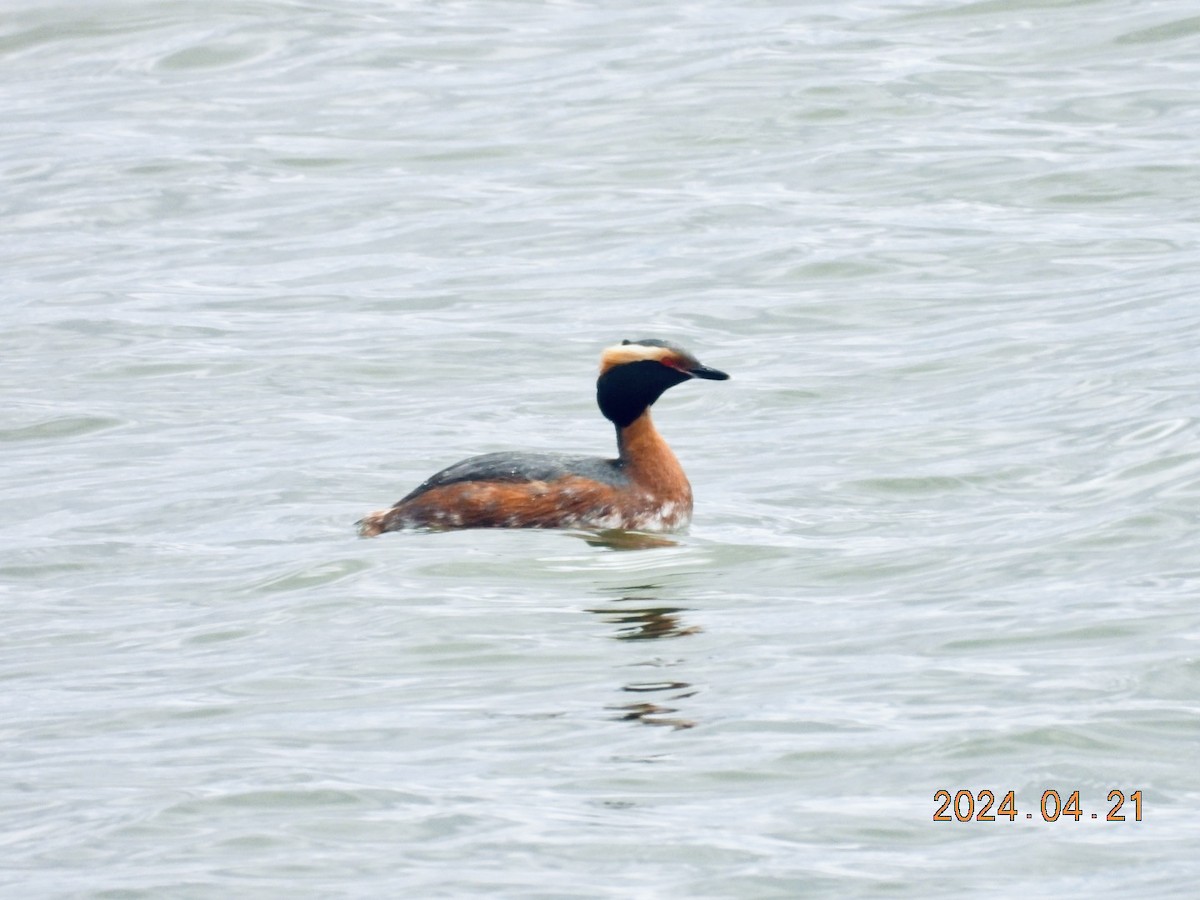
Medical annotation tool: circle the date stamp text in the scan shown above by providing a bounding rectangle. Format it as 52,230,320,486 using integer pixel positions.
933,789,1142,823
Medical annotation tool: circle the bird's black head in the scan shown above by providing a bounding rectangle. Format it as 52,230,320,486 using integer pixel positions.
595,339,729,428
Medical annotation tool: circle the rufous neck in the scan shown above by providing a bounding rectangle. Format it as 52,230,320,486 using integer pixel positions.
614,410,691,503
616,411,658,461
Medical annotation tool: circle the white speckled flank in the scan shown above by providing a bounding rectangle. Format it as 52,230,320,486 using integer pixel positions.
626,500,690,533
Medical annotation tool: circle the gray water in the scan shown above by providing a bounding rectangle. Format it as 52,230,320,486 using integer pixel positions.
3,0,1199,896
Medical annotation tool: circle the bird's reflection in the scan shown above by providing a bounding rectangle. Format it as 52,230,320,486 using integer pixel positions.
585,600,703,641
573,529,680,550
609,702,695,729
608,680,699,729
589,593,703,729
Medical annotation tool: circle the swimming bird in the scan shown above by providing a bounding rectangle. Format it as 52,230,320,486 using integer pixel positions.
357,339,729,535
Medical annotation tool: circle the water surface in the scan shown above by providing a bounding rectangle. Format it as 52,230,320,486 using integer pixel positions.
3,0,1199,896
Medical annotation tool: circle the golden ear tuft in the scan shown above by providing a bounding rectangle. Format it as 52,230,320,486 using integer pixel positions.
599,341,673,374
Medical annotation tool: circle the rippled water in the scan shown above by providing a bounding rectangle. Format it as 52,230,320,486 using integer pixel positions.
4,0,1199,896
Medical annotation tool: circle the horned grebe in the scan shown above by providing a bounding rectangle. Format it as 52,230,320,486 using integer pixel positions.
356,339,729,535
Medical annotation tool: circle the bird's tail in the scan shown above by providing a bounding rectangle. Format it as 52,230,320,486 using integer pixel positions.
355,509,389,538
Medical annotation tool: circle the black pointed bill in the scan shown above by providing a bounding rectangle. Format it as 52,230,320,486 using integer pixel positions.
688,363,729,380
